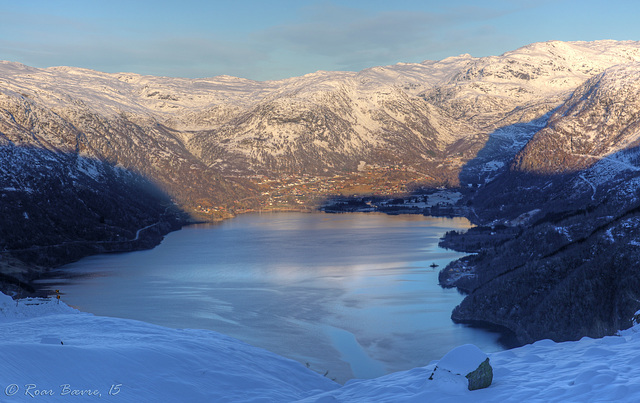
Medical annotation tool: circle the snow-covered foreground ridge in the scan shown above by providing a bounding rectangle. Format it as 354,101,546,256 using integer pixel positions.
2,293,640,402
0,293,336,402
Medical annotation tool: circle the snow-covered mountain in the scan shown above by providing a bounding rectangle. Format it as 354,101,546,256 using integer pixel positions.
512,61,640,175
3,40,640,210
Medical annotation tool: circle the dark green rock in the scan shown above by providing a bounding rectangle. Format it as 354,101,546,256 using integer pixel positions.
465,358,493,391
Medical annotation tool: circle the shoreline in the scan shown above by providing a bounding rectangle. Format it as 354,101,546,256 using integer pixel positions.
2,211,190,298
7,202,524,352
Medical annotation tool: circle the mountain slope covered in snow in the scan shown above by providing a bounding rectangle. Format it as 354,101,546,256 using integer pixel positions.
514,62,640,175
3,40,640,212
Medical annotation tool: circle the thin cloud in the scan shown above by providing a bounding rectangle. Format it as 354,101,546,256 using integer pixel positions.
0,0,564,80
0,31,268,79
256,3,511,71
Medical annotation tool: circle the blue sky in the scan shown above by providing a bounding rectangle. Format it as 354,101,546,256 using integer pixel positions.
0,0,638,81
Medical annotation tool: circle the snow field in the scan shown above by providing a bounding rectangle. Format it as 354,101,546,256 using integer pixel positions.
3,292,640,402
0,294,336,402
304,331,640,402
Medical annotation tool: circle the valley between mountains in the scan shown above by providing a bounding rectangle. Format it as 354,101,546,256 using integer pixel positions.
4,39,640,345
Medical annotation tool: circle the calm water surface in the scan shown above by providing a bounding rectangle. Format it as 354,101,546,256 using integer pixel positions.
46,212,507,382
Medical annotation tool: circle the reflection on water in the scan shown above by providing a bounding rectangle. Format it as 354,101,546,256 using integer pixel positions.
43,212,507,383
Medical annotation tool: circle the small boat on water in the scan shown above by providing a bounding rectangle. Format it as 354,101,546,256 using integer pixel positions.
430,263,439,268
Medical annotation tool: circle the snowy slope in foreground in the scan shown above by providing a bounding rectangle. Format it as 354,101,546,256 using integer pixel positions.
3,293,640,402
306,331,640,402
0,293,336,402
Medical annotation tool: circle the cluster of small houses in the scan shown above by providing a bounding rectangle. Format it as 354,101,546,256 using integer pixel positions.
322,194,467,216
